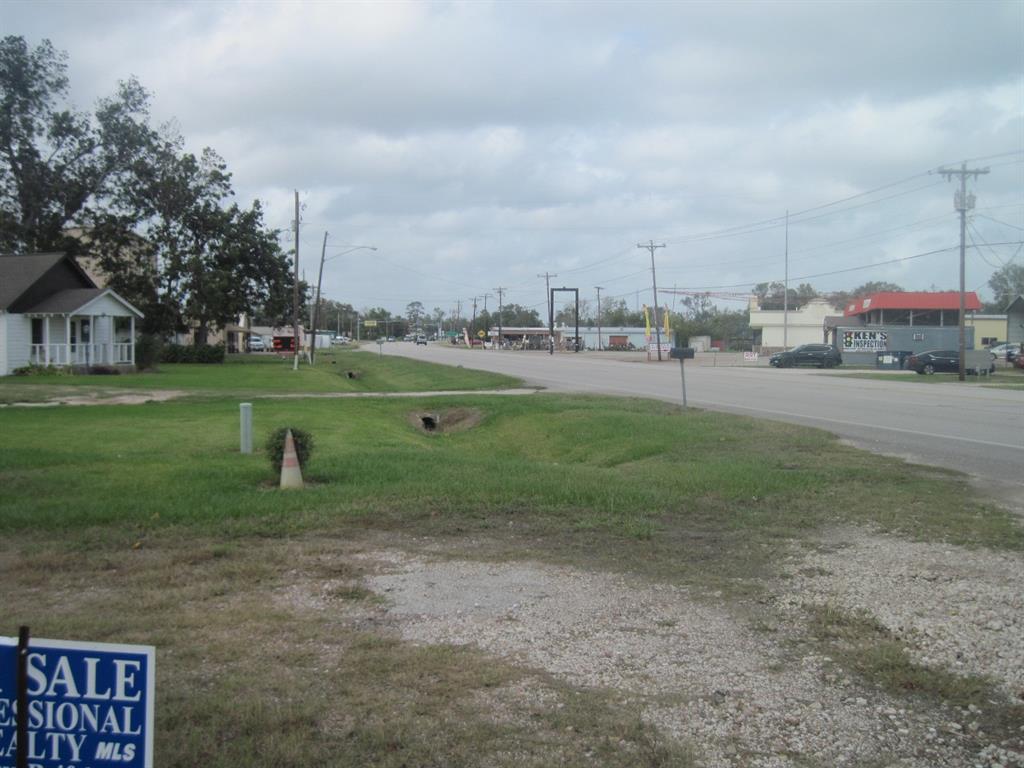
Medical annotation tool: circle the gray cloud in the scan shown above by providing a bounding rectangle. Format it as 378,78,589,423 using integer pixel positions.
4,0,1022,313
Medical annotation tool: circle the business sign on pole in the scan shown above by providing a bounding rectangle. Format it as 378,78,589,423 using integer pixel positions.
0,637,155,768
841,329,888,352
362,320,378,328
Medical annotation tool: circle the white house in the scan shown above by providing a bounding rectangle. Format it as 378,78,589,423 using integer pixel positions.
0,253,144,376
748,296,842,351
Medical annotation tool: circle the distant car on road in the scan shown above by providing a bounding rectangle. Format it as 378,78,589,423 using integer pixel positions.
330,336,350,346
907,349,996,375
248,336,266,352
415,335,428,345
769,344,842,368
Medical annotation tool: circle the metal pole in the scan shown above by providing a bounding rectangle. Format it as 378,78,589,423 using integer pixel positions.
574,288,580,352
292,190,300,370
17,625,29,768
595,286,603,351
678,358,687,408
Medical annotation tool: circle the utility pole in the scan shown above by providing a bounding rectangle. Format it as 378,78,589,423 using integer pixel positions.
783,210,789,349
937,162,989,381
538,273,557,355
494,287,505,350
292,190,300,371
595,286,604,351
310,230,328,365
638,240,666,361
471,297,479,344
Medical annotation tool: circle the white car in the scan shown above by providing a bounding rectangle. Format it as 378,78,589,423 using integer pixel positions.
248,336,266,352
987,342,1020,360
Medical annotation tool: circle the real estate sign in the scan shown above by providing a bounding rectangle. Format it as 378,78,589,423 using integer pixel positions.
841,329,888,352
0,637,154,768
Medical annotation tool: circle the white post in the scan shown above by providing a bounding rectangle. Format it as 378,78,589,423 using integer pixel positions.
43,316,50,366
130,315,135,364
240,403,253,454
89,315,95,365
65,316,71,367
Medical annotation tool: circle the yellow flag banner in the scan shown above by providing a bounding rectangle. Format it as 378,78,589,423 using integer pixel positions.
643,304,651,340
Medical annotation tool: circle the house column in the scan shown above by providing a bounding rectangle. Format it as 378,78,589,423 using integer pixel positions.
89,314,95,364
43,316,50,366
130,315,135,364
65,315,72,367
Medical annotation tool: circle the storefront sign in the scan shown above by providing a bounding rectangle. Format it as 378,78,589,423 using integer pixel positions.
0,637,154,768
841,329,888,352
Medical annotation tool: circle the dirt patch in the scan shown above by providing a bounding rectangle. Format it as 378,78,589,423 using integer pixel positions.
350,545,1016,768
407,406,484,434
2,389,186,407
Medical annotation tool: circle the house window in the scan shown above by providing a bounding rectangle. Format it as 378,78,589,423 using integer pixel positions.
31,318,43,345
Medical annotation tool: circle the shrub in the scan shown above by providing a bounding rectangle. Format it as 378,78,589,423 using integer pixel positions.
11,364,71,377
160,343,226,364
265,427,314,474
135,334,163,371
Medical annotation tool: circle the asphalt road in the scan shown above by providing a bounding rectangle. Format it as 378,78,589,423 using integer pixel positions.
379,343,1024,496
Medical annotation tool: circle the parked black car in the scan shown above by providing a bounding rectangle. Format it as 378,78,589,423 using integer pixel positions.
907,349,996,375
769,344,843,368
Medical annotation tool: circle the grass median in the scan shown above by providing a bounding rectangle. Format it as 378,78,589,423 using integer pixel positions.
0,348,522,403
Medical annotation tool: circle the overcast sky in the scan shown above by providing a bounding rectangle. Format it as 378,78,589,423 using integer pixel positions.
6,0,1023,318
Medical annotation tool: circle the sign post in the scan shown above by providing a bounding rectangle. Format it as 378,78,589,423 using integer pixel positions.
669,341,695,407
1,632,155,768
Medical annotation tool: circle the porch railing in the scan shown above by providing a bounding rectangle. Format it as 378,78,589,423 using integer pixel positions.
29,343,133,367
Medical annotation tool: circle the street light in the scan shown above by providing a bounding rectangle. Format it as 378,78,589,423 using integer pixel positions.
312,235,376,364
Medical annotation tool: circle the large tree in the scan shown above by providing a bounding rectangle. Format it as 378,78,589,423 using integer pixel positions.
828,281,903,308
0,36,156,253
986,263,1024,312
2,36,295,341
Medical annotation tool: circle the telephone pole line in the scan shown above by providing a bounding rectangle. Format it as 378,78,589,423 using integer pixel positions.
595,286,604,351
292,190,301,371
936,162,989,381
783,210,789,349
471,297,479,341
494,287,506,350
638,240,666,360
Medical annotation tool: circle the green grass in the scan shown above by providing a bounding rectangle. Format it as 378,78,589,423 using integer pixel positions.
1,394,1019,586
0,349,522,403
2,359,1022,766
842,368,1024,389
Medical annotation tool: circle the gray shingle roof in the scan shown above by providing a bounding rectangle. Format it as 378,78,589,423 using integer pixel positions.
22,288,105,314
0,253,68,309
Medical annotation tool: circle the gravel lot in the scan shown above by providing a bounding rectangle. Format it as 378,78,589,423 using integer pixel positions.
335,530,1024,768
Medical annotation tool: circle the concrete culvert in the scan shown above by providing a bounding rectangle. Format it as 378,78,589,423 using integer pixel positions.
409,407,483,435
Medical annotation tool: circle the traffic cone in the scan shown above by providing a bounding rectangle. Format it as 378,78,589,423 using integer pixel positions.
279,429,304,489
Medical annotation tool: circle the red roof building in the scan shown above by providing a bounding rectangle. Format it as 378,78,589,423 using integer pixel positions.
843,291,981,327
